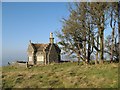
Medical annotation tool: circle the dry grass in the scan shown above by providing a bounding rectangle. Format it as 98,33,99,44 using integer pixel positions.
1,62,118,88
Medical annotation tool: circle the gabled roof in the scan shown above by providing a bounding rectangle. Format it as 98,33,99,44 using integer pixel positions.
32,43,48,51
28,42,61,52
45,43,61,53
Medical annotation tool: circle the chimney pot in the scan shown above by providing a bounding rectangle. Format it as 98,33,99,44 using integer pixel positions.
49,32,54,44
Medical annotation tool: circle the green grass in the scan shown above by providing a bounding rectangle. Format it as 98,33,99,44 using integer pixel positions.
1,62,118,88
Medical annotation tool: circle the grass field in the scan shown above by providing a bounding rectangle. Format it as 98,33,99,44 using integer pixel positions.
1,62,118,88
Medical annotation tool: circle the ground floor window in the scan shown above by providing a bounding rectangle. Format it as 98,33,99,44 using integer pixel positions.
37,55,44,61
29,57,32,61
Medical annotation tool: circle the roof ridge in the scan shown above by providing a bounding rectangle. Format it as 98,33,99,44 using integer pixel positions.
33,43,48,44
31,43,49,51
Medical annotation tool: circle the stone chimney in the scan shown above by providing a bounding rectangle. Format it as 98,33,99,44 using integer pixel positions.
49,32,54,44
29,40,31,44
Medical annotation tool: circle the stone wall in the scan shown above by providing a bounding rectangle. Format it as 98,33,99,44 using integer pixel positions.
48,44,60,63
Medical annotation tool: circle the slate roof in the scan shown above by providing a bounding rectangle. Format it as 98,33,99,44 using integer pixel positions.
45,43,61,53
31,43,48,51
29,43,61,53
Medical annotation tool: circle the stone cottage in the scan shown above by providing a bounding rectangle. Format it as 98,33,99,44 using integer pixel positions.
27,33,61,65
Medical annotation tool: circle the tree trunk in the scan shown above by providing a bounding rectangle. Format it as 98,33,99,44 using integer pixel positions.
77,57,80,65
87,23,91,64
95,35,99,65
95,53,98,64
110,27,115,63
84,41,87,63
118,2,120,63
77,54,81,65
87,44,91,64
100,28,104,64
87,33,91,64
118,21,120,63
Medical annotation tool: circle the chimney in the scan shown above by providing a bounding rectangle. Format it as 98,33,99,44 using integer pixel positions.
49,32,54,44
29,40,31,44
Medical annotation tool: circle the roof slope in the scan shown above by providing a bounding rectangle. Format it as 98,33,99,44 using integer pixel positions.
32,43,48,51
45,43,61,53
28,42,61,52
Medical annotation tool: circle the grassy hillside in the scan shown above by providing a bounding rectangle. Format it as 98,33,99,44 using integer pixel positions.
1,62,118,88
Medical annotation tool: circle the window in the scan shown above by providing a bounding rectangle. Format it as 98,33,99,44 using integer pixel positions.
29,57,32,61
37,55,44,61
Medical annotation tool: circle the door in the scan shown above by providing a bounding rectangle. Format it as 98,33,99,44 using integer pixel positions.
37,55,44,64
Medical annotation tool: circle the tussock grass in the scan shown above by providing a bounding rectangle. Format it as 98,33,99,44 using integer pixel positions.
1,62,118,88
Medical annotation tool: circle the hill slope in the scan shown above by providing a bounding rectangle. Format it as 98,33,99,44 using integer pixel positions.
2,62,118,88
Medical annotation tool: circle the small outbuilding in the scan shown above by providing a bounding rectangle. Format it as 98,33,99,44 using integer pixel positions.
27,33,61,65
